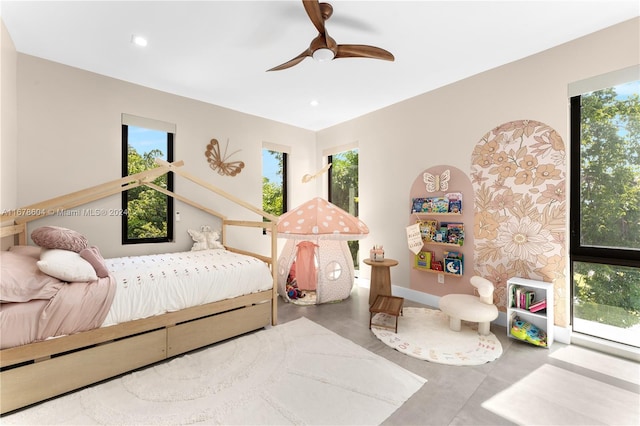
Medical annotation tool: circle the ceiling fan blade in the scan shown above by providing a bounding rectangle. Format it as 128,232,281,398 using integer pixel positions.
335,44,395,61
303,0,327,35
267,50,311,71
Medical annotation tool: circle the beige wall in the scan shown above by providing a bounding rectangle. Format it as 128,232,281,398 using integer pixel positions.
2,17,638,326
0,19,17,215
11,53,316,258
317,17,639,324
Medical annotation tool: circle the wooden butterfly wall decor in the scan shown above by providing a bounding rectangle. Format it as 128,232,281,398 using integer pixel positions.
205,138,245,177
423,169,450,192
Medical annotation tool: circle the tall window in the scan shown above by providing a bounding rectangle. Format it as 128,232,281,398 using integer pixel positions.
570,74,640,348
262,147,288,219
328,148,359,268
121,117,174,244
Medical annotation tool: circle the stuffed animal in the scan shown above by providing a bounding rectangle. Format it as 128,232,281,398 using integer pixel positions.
188,228,208,251
188,225,225,251
510,316,547,347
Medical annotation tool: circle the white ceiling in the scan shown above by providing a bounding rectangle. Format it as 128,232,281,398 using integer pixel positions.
2,1,639,131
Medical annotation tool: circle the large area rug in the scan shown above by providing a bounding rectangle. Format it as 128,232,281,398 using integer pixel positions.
371,307,502,366
3,317,426,425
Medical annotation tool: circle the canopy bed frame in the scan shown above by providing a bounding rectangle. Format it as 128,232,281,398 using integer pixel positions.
0,160,279,415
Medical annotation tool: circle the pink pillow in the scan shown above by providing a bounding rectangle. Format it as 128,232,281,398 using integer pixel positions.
31,226,88,253
8,245,42,259
1,251,63,302
79,246,110,278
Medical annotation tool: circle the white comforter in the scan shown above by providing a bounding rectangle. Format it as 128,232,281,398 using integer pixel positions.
101,249,273,327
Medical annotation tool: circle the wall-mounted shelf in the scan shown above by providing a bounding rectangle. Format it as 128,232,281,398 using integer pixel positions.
423,241,463,248
413,267,463,277
410,192,465,276
414,212,463,217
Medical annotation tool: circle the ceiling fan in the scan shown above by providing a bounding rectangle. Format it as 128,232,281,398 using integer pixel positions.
267,0,394,71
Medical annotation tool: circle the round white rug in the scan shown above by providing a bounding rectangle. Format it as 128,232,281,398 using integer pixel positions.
371,307,503,365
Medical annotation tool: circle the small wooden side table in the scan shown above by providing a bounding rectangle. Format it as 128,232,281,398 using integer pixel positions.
364,258,398,305
369,295,405,333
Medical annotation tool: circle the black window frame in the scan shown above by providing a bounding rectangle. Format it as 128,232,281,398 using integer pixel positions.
569,95,640,269
262,149,288,236
121,124,175,245
281,152,289,214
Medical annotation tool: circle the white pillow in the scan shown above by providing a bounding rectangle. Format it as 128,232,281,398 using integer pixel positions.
37,248,98,282
188,225,224,251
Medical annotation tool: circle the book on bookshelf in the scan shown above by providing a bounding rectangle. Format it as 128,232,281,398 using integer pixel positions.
431,197,449,213
521,290,535,309
414,251,432,269
444,258,463,275
529,299,547,313
445,192,463,213
445,223,464,245
511,286,536,309
411,196,452,213
412,197,429,213
419,220,438,242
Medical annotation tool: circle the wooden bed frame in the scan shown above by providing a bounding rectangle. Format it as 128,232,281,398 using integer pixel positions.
0,160,279,415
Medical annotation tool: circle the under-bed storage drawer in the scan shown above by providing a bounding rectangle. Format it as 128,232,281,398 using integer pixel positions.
0,329,166,414
167,302,271,357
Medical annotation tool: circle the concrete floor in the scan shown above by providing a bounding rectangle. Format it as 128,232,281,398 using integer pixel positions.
277,286,640,426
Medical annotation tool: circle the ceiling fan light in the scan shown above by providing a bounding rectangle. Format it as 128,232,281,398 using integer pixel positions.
312,48,335,62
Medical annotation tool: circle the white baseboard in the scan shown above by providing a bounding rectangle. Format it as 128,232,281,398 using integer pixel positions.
554,325,571,345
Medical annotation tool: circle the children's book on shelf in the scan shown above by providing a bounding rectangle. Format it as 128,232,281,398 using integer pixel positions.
444,258,463,275
431,197,449,213
412,196,453,214
529,299,547,313
414,251,432,270
445,192,463,214
511,286,536,309
419,220,438,242
412,197,430,213
443,251,463,275
443,223,464,245
521,290,535,309
443,250,463,260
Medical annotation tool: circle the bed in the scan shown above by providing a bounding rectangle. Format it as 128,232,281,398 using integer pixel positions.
0,160,279,415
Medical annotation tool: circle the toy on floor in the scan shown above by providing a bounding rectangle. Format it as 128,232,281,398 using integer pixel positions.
286,282,305,300
510,316,547,347
285,266,305,300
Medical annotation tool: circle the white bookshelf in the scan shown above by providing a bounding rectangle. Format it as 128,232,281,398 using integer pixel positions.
507,277,554,348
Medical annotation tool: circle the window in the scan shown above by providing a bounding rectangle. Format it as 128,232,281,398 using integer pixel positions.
121,115,175,244
262,146,288,218
328,148,359,268
570,70,640,348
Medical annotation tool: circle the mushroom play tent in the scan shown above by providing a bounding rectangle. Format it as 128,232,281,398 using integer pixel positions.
277,197,369,304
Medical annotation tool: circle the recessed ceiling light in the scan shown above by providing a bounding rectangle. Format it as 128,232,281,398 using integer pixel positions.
131,35,148,47
310,99,319,107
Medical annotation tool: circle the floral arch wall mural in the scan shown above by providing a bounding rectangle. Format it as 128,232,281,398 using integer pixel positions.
471,120,567,327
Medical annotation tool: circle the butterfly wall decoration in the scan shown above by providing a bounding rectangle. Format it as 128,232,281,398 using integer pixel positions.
423,169,450,192
205,138,245,177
